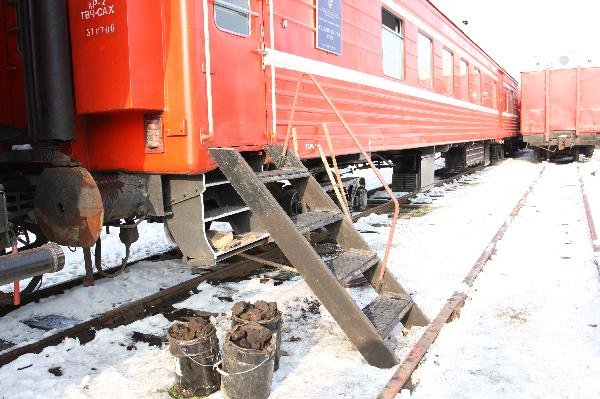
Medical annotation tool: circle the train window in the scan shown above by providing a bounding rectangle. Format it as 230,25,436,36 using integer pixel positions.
214,0,251,36
472,67,481,104
459,59,468,100
504,89,510,112
418,33,433,88
382,9,404,80
442,48,453,96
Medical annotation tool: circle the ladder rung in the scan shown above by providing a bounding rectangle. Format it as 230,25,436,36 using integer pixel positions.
204,205,250,222
327,249,378,284
292,210,343,233
363,293,413,338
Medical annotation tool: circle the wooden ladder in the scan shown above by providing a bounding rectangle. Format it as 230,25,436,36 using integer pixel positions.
209,145,428,368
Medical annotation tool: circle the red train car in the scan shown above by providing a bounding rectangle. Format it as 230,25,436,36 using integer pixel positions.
0,0,518,274
521,67,600,160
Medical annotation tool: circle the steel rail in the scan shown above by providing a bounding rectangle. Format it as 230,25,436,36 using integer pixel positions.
378,165,546,398
0,244,290,367
352,164,487,222
0,250,181,315
577,164,599,253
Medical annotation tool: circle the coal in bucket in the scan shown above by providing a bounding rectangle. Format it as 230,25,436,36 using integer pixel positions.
221,322,277,399
167,317,221,398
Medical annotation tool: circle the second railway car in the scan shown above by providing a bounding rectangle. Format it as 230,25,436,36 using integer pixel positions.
521,67,600,161
0,0,518,280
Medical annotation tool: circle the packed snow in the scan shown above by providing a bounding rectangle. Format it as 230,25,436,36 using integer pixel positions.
0,150,598,398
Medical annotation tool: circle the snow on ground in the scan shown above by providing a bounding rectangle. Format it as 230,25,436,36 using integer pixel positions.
579,151,600,260
0,221,174,293
1,151,598,398
402,157,600,399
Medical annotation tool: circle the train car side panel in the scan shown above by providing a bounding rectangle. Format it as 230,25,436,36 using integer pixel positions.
580,68,600,133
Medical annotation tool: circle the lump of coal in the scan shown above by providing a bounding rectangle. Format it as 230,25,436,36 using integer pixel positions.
254,300,270,313
240,308,263,322
168,317,209,341
232,300,279,322
229,322,273,351
231,301,248,317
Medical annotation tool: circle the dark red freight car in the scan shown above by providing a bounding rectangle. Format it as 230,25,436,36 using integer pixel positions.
521,67,600,160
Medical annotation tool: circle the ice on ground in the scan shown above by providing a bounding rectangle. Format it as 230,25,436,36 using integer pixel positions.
403,160,600,399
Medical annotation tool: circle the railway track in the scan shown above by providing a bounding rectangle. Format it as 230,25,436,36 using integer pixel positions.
0,243,292,367
352,164,487,222
578,164,599,255
0,162,491,368
378,164,547,398
0,163,487,315
0,249,181,315
379,159,600,397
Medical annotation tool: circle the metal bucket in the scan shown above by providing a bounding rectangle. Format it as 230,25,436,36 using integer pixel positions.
231,310,282,371
221,329,276,399
167,321,221,398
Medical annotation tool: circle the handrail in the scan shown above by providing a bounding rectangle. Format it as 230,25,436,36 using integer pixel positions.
281,73,399,285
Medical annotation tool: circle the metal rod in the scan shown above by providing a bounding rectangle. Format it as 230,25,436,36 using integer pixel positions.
236,253,297,273
292,127,300,158
283,73,399,284
318,145,351,220
322,122,350,213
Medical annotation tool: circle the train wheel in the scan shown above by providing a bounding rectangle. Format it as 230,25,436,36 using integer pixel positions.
279,187,302,216
581,146,595,158
353,186,369,212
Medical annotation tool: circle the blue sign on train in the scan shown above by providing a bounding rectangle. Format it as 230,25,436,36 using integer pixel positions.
316,0,342,55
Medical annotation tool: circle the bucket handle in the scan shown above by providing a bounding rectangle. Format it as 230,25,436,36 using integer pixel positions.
181,334,277,377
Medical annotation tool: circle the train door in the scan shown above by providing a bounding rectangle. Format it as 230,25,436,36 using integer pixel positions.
208,0,267,148
497,71,504,131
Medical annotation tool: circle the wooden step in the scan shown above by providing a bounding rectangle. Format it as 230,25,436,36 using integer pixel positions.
327,249,379,284
362,293,413,337
209,146,429,368
257,168,311,184
292,210,344,233
214,233,270,260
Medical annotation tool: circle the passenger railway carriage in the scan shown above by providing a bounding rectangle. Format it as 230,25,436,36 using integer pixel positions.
0,0,518,286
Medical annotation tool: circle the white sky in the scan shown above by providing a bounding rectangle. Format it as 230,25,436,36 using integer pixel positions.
429,0,600,81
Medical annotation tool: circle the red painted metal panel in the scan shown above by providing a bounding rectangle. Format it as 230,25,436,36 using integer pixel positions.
69,0,165,113
549,69,576,131
522,67,600,138
579,68,600,133
65,0,517,174
521,71,546,135
207,0,268,148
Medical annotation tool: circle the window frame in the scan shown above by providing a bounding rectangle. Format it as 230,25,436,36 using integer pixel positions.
459,59,469,101
417,31,434,89
214,0,253,37
381,8,405,81
441,47,454,96
491,80,498,110
472,67,481,104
